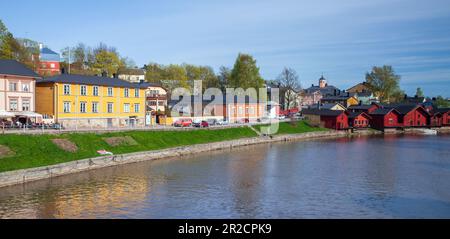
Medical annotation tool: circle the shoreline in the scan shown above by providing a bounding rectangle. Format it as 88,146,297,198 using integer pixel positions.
0,128,448,189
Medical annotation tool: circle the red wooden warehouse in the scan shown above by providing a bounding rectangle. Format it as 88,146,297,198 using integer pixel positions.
392,105,430,127
349,112,372,128
369,108,401,130
302,109,349,130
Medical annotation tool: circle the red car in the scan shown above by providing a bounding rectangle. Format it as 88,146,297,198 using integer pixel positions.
194,120,209,128
174,119,193,127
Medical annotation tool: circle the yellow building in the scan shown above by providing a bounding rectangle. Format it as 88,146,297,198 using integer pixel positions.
36,74,147,129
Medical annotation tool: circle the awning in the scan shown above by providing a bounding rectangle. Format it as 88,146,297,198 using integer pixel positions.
0,110,15,118
15,111,43,118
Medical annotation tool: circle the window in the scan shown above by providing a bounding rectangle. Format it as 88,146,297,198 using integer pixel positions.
249,107,255,115
9,99,18,111
22,99,30,111
107,87,113,97
64,84,71,95
134,103,140,113
150,101,157,106
80,85,87,96
63,102,71,113
124,103,130,113
135,89,139,98
92,102,99,113
80,102,87,113
389,118,394,124
238,107,243,115
158,101,164,106
107,103,114,113
9,82,17,92
22,84,30,92
124,88,129,98
93,86,99,96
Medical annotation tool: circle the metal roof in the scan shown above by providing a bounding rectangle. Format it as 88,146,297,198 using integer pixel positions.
0,60,40,78
37,74,149,88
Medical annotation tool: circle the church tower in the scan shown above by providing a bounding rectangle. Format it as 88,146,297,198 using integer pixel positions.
319,75,327,88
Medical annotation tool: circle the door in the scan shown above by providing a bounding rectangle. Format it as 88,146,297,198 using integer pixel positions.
107,118,113,128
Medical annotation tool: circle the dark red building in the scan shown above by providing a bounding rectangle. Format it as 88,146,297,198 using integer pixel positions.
349,112,372,128
348,102,381,114
302,109,349,130
369,108,401,130
437,108,450,126
393,105,430,127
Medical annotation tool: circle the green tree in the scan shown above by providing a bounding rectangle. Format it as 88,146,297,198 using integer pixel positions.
416,87,424,98
218,66,231,90
366,65,404,103
91,49,123,76
163,64,190,90
229,53,264,90
435,96,450,108
184,64,219,91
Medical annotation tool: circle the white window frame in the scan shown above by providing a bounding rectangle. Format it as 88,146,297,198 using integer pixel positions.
63,101,71,113
124,88,129,98
135,88,139,98
80,102,87,113
92,102,99,113
80,85,87,96
107,103,114,113
64,84,71,95
124,103,130,113
134,103,140,113
93,86,99,96
22,98,31,111
107,87,113,97
9,98,18,111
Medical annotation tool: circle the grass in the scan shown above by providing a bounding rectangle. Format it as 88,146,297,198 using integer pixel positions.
0,121,327,173
253,121,329,135
0,127,256,173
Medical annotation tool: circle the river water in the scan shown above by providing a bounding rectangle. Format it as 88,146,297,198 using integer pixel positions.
0,134,449,219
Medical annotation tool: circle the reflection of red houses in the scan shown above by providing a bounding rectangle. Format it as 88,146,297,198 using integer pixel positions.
349,112,371,128
369,108,401,130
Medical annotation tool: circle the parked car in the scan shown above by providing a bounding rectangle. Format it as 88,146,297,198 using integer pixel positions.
193,120,209,128
216,119,229,126
238,118,250,124
174,118,193,127
206,119,218,126
278,115,287,120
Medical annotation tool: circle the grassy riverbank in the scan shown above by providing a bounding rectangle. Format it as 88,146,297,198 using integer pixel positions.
0,122,325,173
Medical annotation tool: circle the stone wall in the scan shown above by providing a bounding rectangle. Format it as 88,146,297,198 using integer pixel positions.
0,130,370,188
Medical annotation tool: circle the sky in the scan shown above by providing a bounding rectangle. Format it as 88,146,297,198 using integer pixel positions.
1,0,450,97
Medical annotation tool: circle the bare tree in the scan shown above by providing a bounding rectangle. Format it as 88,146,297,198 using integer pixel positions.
277,67,301,110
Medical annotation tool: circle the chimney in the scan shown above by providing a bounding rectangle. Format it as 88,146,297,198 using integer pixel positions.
139,79,144,84
334,89,337,96
102,71,107,77
61,68,66,74
112,73,117,78
359,100,362,106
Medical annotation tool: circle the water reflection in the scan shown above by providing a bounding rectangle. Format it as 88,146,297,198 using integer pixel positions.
0,134,449,219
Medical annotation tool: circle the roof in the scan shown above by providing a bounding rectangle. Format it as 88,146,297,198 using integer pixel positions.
348,104,376,110
370,108,400,116
321,95,356,101
384,104,429,115
40,47,60,62
0,59,40,78
436,108,450,114
349,112,371,119
40,47,59,55
118,68,145,75
308,103,345,110
37,74,148,88
302,108,346,117
304,85,339,96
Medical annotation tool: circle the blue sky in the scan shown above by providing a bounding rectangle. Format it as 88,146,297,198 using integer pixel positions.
2,0,450,97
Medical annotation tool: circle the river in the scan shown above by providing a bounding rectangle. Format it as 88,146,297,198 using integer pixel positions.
0,134,449,219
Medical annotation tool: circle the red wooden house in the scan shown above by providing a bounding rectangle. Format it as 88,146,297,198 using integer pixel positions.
393,105,430,127
369,108,401,130
437,108,450,126
302,109,349,130
349,112,372,128
348,102,381,114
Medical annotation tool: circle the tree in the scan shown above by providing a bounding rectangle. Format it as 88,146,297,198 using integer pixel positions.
416,87,424,98
229,53,265,90
277,67,301,110
145,63,166,84
184,64,219,91
366,65,404,103
163,64,190,90
218,66,231,90
435,96,450,108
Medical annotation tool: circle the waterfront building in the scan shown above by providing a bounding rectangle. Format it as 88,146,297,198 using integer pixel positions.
347,103,381,114
118,68,146,83
307,102,346,111
369,108,401,130
321,94,359,108
348,112,372,128
35,74,147,128
437,108,450,126
386,104,430,127
0,60,42,124
145,84,168,125
347,82,371,94
169,95,266,123
302,108,349,130
38,44,60,77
